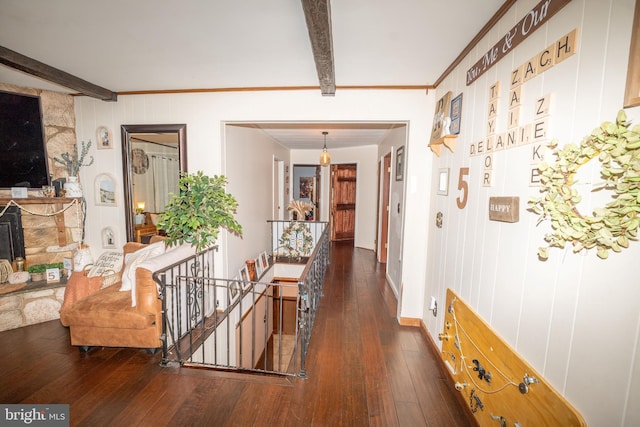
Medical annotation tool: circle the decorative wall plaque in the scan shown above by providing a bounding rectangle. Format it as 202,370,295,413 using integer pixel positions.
489,196,519,222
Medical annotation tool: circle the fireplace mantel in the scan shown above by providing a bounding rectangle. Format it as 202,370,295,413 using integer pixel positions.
0,197,82,247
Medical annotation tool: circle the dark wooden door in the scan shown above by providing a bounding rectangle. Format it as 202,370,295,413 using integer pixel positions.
330,164,357,241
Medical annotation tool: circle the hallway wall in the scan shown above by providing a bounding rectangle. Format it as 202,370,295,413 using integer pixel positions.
424,0,640,425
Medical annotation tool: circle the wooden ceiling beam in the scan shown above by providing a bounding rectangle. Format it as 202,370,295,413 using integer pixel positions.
301,0,336,96
0,45,117,101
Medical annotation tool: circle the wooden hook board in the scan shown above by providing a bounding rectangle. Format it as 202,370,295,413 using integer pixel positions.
440,288,585,426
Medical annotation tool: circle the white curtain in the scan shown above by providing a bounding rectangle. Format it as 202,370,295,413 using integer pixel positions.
151,154,179,212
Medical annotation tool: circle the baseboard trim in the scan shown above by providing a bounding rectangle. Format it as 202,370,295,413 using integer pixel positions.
398,317,421,327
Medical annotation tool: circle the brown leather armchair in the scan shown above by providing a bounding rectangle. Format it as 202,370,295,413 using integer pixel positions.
60,242,162,350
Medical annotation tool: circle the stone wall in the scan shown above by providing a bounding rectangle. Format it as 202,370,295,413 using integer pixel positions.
0,84,78,330
0,286,65,332
0,83,77,191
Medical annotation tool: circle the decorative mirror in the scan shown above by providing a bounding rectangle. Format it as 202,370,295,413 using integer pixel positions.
121,124,187,242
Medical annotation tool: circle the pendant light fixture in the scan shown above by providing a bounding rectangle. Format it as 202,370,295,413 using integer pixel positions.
319,131,331,167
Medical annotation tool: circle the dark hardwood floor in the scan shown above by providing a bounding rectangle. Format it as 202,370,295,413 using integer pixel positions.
0,242,474,426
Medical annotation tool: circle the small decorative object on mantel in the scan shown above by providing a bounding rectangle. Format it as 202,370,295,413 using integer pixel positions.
528,110,640,260
54,140,94,197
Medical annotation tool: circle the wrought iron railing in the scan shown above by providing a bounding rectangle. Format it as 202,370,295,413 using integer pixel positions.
155,221,329,378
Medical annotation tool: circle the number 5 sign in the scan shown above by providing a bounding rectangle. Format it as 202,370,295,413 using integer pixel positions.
456,167,470,209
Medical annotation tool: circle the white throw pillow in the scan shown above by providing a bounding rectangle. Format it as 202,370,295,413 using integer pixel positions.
133,243,196,307
87,251,124,278
119,241,166,293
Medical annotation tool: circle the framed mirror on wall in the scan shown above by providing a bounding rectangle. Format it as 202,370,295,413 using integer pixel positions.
121,124,187,242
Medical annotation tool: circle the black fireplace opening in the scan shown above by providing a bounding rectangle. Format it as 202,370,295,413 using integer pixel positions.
0,206,25,263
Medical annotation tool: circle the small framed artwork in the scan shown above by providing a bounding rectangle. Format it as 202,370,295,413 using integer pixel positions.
239,265,251,291
450,93,463,135
95,173,117,206
229,277,241,303
255,256,263,278
96,126,112,149
431,91,452,142
395,146,405,181
101,227,117,249
437,168,450,196
260,251,269,271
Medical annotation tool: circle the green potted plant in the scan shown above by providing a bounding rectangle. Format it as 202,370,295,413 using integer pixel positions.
27,262,64,281
157,171,243,252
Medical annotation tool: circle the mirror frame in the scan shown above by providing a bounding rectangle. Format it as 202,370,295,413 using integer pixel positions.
121,124,187,242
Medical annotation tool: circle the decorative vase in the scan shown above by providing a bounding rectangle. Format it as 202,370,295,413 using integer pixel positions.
73,245,93,272
64,176,83,197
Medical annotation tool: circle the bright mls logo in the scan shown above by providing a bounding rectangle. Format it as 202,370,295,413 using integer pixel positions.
1,405,69,426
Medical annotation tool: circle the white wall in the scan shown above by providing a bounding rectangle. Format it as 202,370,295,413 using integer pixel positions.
424,0,640,425
377,126,409,297
74,89,433,319
224,124,290,278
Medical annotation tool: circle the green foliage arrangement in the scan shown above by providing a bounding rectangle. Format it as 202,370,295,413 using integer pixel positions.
27,262,64,274
157,171,243,252
279,221,314,259
528,110,640,260
53,140,95,176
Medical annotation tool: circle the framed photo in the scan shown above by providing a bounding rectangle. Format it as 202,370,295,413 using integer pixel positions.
437,168,450,196
101,227,117,249
96,126,112,149
255,256,263,278
239,265,251,291
229,277,241,303
395,146,405,181
624,1,640,107
299,176,313,198
259,251,269,271
95,173,117,206
431,91,452,142
450,93,463,135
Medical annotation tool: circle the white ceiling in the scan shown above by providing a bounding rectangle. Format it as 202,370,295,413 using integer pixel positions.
0,0,506,149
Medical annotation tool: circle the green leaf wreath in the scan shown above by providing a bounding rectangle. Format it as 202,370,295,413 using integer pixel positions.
279,221,313,259
528,110,640,260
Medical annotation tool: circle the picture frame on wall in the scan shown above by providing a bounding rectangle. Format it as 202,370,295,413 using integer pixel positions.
260,251,269,271
96,126,112,149
624,0,640,108
430,91,452,142
101,226,117,249
95,173,117,206
395,146,405,181
229,277,241,303
239,265,251,290
437,168,449,195
255,256,263,278
450,93,463,135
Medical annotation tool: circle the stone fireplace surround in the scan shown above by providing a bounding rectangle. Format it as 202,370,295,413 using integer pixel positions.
0,83,80,331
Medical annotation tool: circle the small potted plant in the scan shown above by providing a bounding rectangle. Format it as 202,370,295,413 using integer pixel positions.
53,140,94,197
157,171,243,252
27,262,63,281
